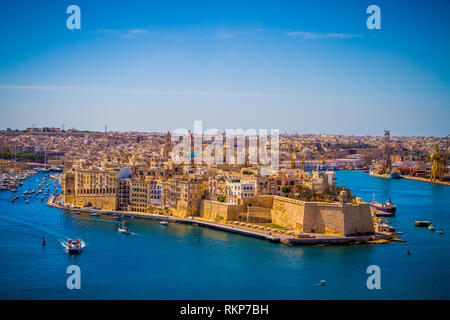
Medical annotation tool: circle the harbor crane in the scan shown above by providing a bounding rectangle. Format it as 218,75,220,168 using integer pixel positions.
430,134,449,181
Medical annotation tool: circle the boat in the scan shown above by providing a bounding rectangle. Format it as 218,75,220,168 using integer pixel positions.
319,280,326,286
25,200,29,204
437,230,444,234
66,239,82,254
370,198,397,215
414,221,431,227
118,221,131,234
160,221,168,226
113,214,120,220
428,225,435,231
388,171,401,179
90,213,101,217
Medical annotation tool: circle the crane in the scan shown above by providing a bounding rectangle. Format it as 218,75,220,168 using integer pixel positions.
430,134,449,181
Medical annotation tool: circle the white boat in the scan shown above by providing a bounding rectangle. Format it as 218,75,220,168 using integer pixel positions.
118,221,131,234
160,221,168,226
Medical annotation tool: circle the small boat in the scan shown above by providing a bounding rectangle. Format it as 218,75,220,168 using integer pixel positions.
414,221,431,227
437,230,444,235
25,200,29,204
118,221,131,234
113,214,120,220
66,239,82,254
319,280,326,286
90,213,101,217
428,225,435,231
160,221,168,226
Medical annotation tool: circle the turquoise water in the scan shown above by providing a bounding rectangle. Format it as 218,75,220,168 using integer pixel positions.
0,171,449,299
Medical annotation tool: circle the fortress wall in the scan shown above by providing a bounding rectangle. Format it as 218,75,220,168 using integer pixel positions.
303,203,345,235
242,206,272,223
73,194,117,211
271,197,306,231
271,196,374,236
201,200,246,223
342,203,375,235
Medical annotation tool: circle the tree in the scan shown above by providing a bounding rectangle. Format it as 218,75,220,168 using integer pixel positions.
217,196,226,202
295,184,315,201
281,185,292,195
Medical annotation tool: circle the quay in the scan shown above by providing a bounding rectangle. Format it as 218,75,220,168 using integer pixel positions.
47,194,393,246
400,175,450,186
370,172,450,186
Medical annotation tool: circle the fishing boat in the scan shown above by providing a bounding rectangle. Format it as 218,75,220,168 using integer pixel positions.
66,239,82,254
414,221,431,227
118,221,131,234
160,221,169,226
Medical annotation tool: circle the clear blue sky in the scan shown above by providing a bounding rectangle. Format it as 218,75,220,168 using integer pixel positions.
0,0,449,136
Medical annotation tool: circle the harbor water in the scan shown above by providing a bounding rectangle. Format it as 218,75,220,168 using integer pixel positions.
0,171,449,299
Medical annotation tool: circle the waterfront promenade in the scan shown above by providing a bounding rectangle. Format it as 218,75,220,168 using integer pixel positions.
47,194,392,246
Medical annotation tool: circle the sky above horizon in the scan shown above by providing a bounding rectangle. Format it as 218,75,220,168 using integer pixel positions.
0,0,449,137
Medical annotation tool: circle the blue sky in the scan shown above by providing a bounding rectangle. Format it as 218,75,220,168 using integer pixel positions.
0,0,449,136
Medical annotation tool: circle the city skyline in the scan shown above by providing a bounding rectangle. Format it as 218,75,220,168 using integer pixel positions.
0,0,449,136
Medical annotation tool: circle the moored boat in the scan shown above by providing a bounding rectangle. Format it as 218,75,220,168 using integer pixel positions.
160,221,168,226
370,199,397,214
388,171,401,179
414,221,431,227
